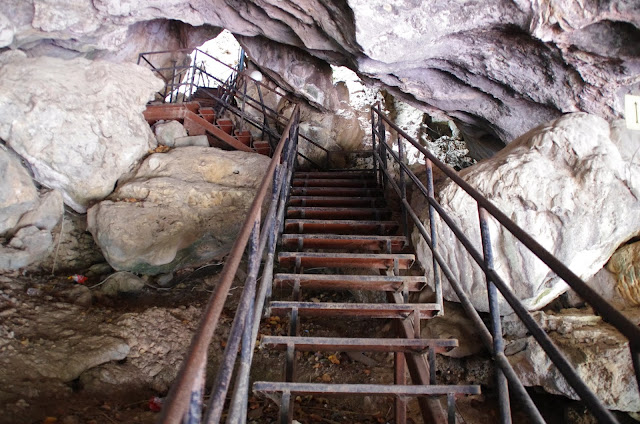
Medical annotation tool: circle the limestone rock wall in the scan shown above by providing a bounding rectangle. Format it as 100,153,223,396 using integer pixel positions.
2,0,637,158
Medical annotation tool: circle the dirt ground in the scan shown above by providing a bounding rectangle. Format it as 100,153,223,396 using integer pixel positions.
1,264,615,424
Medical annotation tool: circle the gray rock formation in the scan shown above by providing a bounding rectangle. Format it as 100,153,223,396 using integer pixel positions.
100,272,146,296
0,51,162,213
412,114,640,313
32,212,106,274
504,309,640,412
0,147,38,235
87,147,270,274
0,146,65,270
239,35,343,112
173,135,210,147
154,120,188,146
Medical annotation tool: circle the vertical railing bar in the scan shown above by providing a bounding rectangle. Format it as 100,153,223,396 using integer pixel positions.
371,106,378,182
254,80,272,149
425,158,444,315
189,49,198,100
169,61,177,103
397,134,410,242
183,364,205,424
240,75,248,132
478,206,512,424
447,393,455,424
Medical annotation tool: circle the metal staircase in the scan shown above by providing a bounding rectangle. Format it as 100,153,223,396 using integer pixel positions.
152,90,640,423
254,169,480,423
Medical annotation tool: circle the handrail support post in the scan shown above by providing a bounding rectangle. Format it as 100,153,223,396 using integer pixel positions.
478,206,512,424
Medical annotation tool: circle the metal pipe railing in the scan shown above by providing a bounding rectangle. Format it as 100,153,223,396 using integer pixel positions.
370,103,640,423
158,105,300,423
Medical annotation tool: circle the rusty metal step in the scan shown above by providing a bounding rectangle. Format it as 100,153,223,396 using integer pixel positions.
278,252,414,270
262,336,457,353
284,219,399,235
217,118,233,134
254,381,481,397
286,207,392,220
253,140,271,156
280,234,406,252
288,196,385,208
269,301,440,319
290,187,384,197
295,171,375,180
273,274,426,292
292,178,378,188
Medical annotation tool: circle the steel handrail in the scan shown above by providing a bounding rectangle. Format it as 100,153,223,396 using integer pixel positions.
371,103,639,423
158,105,300,423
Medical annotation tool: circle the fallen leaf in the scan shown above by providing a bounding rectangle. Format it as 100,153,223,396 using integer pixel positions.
321,373,331,382
328,354,340,365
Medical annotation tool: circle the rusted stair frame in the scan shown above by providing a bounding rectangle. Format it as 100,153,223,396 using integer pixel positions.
255,171,480,423
143,103,255,153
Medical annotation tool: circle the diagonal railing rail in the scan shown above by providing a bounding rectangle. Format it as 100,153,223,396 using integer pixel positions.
370,103,640,424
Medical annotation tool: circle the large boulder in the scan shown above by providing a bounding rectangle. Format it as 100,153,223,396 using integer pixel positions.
0,146,38,235
412,114,640,313
87,147,270,275
0,146,64,270
504,309,640,412
0,51,162,212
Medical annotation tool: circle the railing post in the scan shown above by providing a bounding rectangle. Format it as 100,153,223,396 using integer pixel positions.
240,74,248,132
397,134,409,242
189,49,198,100
378,117,387,191
371,107,378,184
425,159,444,314
478,206,512,424
254,80,273,149
169,60,177,103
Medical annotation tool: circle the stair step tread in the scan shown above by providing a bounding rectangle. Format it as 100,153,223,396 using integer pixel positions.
270,301,439,318
253,382,481,396
284,219,399,235
274,273,426,291
286,207,391,220
281,234,406,252
278,252,414,270
290,187,384,197
278,252,414,258
261,336,457,352
292,178,378,188
288,196,385,207
295,171,375,179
